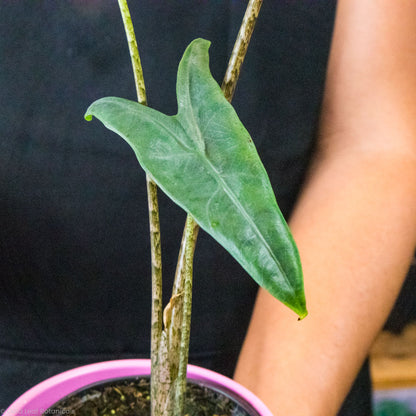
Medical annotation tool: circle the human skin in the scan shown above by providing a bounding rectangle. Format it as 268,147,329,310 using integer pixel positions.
234,1,416,415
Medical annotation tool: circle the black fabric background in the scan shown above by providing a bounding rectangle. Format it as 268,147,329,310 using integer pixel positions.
2,1,406,414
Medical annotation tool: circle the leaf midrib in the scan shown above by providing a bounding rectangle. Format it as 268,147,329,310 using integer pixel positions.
175,118,292,293
202,153,291,290
178,60,293,293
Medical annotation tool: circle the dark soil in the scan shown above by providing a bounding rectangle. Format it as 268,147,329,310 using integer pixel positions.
46,378,257,416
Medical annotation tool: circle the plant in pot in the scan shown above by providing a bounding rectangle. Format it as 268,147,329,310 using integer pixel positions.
4,1,307,415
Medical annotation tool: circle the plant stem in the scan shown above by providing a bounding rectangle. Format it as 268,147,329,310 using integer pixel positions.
172,216,199,415
168,1,264,415
117,0,163,409
151,216,199,416
221,0,263,102
147,179,163,385
117,0,147,105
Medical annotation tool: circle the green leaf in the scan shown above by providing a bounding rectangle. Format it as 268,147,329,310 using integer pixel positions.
85,38,307,318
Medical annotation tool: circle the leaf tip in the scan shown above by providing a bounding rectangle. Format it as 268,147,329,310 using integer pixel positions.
183,38,212,62
84,102,96,122
297,309,308,321
190,37,211,49
293,295,308,320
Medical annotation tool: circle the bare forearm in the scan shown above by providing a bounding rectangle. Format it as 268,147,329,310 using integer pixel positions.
235,145,416,415
235,1,416,414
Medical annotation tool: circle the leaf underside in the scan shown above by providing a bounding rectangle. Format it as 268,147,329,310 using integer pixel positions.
85,38,307,318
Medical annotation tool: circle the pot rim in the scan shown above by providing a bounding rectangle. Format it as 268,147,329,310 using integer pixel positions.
4,359,273,416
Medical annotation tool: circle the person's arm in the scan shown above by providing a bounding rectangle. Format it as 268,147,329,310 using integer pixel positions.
234,1,416,415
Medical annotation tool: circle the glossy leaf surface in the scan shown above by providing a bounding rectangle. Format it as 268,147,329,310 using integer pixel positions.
85,38,307,318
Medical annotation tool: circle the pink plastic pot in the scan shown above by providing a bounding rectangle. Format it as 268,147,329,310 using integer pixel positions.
4,359,273,416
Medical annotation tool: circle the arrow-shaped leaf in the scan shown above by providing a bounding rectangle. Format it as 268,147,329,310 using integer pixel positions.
85,38,307,318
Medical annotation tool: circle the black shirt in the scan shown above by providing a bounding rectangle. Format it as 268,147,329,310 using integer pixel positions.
0,1,372,414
